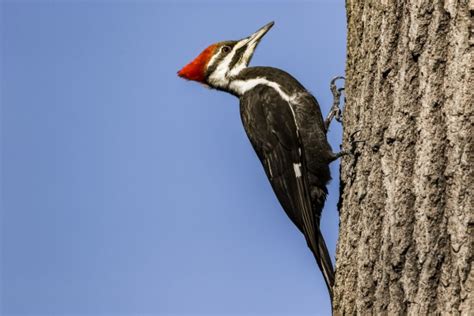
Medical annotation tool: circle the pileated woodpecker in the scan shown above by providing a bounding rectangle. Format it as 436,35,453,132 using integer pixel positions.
178,21,344,300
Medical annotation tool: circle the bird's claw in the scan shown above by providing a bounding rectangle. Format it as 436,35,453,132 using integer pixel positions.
325,76,345,130
330,130,364,162
330,76,345,88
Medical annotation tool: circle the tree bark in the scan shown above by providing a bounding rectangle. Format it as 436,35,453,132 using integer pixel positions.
334,0,472,314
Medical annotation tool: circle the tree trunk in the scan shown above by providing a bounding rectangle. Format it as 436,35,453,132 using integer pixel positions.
334,0,472,314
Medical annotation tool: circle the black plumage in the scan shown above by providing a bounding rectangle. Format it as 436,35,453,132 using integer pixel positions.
236,67,335,219
178,22,337,301
238,70,335,298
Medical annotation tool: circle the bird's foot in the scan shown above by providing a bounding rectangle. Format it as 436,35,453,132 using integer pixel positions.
330,130,364,162
325,76,345,131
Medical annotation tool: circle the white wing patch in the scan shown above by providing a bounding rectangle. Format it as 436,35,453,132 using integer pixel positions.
233,78,305,180
293,163,302,178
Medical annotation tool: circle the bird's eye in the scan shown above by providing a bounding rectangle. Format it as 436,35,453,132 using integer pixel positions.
222,46,231,53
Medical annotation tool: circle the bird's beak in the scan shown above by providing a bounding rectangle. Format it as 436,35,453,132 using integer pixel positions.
235,21,274,68
242,21,274,47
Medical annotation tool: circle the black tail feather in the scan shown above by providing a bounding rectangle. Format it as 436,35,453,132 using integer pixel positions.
312,228,335,301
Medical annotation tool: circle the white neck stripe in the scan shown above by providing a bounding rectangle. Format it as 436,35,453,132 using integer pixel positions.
230,78,290,100
230,78,301,131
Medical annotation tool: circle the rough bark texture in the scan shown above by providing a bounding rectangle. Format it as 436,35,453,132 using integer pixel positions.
334,0,472,314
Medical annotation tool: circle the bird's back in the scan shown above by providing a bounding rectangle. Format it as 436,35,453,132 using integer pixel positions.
236,67,334,219
237,76,335,296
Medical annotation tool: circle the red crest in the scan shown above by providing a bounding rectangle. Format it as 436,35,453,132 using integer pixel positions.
178,44,218,82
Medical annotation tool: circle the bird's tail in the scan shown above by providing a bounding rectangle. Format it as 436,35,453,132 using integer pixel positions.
312,229,335,301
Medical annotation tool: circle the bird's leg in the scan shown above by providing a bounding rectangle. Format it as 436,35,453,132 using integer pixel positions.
330,150,350,161
325,76,345,131
329,130,364,162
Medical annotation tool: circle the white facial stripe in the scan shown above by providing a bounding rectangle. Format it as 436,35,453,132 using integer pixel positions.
207,23,272,88
228,25,271,77
229,38,261,77
208,39,251,88
206,49,222,70
242,41,258,60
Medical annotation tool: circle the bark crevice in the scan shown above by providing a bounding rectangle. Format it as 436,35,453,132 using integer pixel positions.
334,1,472,314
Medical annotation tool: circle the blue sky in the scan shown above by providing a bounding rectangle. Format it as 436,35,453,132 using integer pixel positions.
1,1,346,315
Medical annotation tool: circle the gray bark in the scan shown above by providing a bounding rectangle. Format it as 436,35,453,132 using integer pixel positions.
334,0,473,314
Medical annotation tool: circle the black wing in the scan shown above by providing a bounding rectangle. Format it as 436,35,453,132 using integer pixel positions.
239,85,334,297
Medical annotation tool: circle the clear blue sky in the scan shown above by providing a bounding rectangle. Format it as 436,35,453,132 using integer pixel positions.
1,1,346,315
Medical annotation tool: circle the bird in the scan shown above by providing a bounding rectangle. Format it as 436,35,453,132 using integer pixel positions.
177,21,344,300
